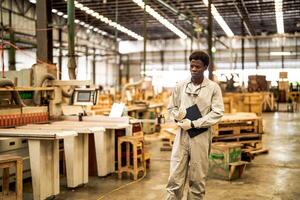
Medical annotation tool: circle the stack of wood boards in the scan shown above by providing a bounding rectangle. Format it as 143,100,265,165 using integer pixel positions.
212,112,267,159
223,93,265,115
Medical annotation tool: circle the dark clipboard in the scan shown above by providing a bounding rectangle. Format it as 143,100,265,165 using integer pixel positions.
185,104,208,138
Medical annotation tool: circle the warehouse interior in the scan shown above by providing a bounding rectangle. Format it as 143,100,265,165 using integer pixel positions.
0,0,300,199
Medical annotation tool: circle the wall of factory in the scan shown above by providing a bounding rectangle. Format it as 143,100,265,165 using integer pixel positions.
120,36,300,87
0,0,119,87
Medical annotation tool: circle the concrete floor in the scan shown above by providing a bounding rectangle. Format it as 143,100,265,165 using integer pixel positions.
23,112,300,200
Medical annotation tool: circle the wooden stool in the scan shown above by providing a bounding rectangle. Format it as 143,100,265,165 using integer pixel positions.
0,155,23,200
118,135,146,180
228,161,248,180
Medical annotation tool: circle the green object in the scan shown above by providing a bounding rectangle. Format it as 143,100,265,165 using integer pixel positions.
19,91,33,99
209,153,224,160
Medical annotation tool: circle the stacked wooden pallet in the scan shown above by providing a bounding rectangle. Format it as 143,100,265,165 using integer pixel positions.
212,113,267,159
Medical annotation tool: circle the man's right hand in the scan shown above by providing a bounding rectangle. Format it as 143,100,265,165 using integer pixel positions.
172,107,186,121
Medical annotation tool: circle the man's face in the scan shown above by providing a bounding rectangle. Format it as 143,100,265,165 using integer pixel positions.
190,59,207,79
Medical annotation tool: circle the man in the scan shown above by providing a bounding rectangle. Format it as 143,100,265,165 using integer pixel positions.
166,50,224,200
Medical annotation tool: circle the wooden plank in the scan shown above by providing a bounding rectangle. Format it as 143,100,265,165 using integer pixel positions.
213,133,261,140
52,120,130,130
64,134,89,188
28,140,60,200
0,87,55,91
2,168,9,195
51,80,91,86
0,128,77,139
249,148,269,155
16,159,23,200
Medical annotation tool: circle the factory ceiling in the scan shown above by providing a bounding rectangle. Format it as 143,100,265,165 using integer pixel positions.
51,0,300,40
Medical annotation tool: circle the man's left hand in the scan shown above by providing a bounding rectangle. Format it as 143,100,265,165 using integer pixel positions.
177,119,192,131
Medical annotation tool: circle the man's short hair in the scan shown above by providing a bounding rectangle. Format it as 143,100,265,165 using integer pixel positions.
189,51,210,67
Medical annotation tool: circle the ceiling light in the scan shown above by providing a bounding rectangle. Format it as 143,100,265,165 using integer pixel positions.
29,0,36,3
52,9,58,14
74,0,143,40
63,14,68,19
76,3,84,9
270,51,293,56
202,0,234,37
57,12,64,16
86,9,94,15
74,19,80,24
132,0,187,39
274,0,284,34
81,6,89,12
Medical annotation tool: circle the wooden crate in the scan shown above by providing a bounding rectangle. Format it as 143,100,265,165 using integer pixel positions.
209,143,247,180
223,96,233,113
223,93,264,115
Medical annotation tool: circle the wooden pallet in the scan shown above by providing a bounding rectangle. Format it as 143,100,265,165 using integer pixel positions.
212,113,263,136
213,133,262,143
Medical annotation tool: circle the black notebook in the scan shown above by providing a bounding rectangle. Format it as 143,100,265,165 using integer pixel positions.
185,104,208,138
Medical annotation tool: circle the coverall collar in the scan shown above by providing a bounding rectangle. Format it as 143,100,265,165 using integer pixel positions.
188,77,210,88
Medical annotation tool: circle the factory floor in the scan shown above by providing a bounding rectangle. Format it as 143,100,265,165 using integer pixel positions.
23,112,300,200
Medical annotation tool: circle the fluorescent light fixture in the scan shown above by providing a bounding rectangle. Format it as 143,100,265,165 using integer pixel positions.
57,11,64,16
274,0,284,34
270,51,293,56
132,0,187,39
52,9,110,37
202,0,234,37
74,0,143,40
29,0,36,3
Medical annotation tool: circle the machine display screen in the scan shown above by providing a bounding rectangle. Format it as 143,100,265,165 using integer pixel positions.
77,91,91,102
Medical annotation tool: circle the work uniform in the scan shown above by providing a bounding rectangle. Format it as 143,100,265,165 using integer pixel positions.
166,77,224,200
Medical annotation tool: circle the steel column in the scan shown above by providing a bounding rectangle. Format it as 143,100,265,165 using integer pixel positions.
207,0,213,80
67,0,76,79
36,0,53,63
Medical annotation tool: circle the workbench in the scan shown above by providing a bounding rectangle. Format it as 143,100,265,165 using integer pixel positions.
0,129,77,200
20,124,105,188
60,116,132,176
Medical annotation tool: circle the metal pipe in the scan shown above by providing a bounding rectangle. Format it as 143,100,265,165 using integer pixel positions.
255,38,259,69
241,19,245,70
92,48,96,84
207,0,214,80
58,28,62,80
143,0,147,77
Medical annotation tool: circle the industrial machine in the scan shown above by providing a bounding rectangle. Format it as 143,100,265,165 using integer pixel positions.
0,63,92,182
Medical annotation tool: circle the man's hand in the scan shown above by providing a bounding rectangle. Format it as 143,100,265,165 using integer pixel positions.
177,119,192,131
172,107,186,121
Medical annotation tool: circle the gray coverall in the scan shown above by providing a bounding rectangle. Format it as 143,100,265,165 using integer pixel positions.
166,77,224,200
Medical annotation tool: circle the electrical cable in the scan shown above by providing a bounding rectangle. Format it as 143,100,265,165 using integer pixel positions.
96,168,147,200
2,40,61,75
